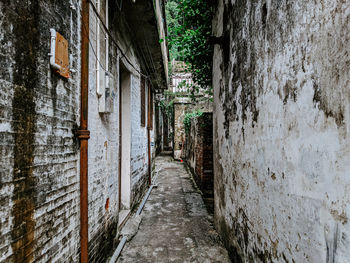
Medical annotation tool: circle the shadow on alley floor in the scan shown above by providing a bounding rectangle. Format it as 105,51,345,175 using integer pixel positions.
118,155,231,263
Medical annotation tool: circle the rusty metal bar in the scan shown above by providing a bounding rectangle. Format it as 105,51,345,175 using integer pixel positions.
78,0,90,262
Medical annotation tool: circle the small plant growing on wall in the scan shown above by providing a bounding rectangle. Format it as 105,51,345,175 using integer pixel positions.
184,110,203,133
159,92,175,125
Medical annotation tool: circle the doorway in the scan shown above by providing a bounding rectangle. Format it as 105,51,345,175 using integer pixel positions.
119,62,131,217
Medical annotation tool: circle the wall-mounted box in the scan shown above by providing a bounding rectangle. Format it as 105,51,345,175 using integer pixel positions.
104,71,116,113
98,70,116,113
49,29,70,79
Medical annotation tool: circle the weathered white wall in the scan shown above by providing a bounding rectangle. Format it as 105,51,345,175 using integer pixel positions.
213,1,350,262
88,2,156,258
130,75,149,204
120,70,131,209
88,4,120,259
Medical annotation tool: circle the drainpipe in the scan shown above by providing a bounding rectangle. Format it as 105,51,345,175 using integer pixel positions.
76,0,90,262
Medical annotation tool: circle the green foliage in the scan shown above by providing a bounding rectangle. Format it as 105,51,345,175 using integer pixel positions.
183,110,203,133
163,88,191,98
165,0,214,88
159,98,174,115
165,0,182,60
168,61,173,77
159,97,175,125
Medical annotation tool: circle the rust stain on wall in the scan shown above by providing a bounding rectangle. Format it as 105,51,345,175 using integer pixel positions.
330,210,348,225
9,1,40,261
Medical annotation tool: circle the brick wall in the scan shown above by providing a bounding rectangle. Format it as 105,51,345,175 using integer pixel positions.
87,2,157,259
0,1,81,261
88,3,156,259
173,97,212,160
86,2,120,260
130,75,150,207
0,1,160,262
184,113,213,196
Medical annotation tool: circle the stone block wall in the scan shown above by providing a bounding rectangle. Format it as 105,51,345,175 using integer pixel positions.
0,1,81,261
173,99,191,160
213,0,350,262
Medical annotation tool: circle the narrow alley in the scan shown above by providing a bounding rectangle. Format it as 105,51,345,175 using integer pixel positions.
118,155,230,263
2,0,350,262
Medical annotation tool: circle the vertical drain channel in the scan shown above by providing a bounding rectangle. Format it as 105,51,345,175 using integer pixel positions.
109,169,160,263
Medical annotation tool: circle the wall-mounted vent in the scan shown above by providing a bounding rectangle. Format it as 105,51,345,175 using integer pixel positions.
49,29,70,79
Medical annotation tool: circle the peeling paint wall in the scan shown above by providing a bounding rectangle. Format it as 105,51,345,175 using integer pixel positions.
213,0,350,262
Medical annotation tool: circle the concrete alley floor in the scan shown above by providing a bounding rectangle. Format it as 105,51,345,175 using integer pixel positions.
118,155,231,263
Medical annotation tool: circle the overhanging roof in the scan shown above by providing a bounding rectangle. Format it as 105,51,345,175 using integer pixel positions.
122,0,168,89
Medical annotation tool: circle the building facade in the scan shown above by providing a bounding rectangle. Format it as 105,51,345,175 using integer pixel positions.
212,1,350,262
0,0,167,262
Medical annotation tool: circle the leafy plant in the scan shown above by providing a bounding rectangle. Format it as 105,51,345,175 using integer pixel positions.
165,0,182,60
159,96,175,126
183,110,203,133
165,0,214,88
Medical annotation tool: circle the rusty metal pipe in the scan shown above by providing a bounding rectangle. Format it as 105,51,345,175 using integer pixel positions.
77,0,90,262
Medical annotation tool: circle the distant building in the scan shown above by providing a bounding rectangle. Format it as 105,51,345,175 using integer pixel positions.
170,61,193,93
168,61,212,160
